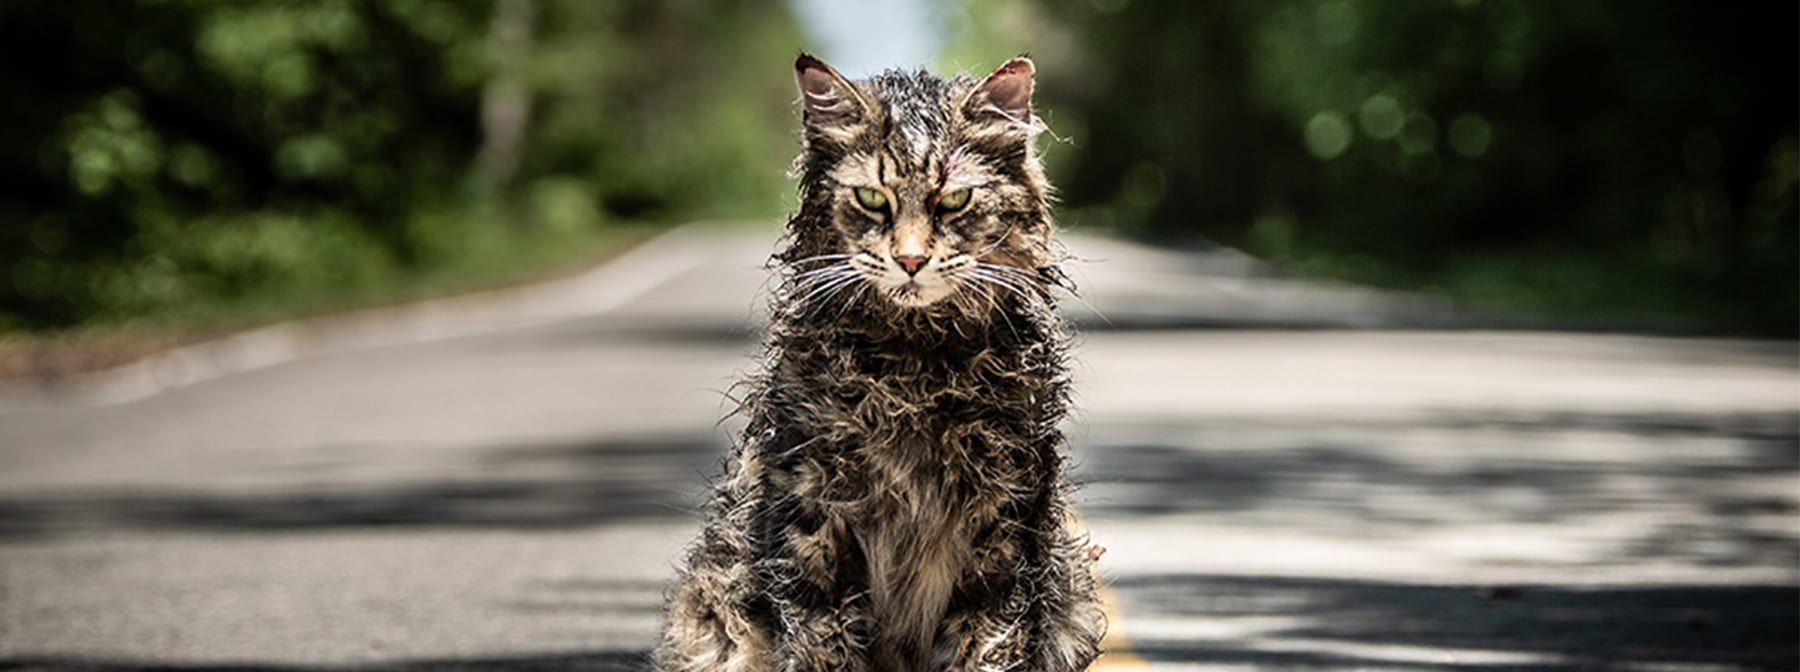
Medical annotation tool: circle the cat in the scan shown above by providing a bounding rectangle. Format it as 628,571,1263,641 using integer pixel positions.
654,54,1105,672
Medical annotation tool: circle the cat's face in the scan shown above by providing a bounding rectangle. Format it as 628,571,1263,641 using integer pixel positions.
790,56,1053,312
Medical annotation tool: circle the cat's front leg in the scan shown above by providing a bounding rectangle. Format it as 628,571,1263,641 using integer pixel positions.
941,526,1036,671
945,523,1106,671
656,560,778,672
768,592,875,672
1019,514,1109,671
657,451,781,672
944,587,1104,672
755,493,876,671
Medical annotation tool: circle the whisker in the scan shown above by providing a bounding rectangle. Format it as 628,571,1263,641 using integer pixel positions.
794,261,854,277
1063,289,1114,328
785,276,850,305
988,262,1114,328
788,274,840,304
991,264,1112,328
785,253,854,266
974,262,1043,282
970,269,1036,302
796,273,865,314
806,271,862,300
795,264,856,282
789,264,856,290
972,224,1019,257
973,263,1112,324
834,283,869,320
973,266,1043,292
962,277,1020,339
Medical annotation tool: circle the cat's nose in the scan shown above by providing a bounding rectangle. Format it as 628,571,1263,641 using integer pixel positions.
894,255,929,276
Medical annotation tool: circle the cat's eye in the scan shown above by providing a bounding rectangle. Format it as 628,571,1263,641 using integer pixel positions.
854,187,889,211
937,188,971,213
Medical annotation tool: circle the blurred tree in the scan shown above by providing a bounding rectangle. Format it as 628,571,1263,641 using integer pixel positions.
1,1,481,328
0,0,802,331
517,1,802,223
479,0,536,199
967,0,1797,334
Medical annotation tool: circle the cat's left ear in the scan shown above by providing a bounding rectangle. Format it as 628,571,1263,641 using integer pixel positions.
964,57,1035,125
796,53,870,133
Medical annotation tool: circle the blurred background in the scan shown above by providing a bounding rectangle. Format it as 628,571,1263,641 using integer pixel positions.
0,1,1796,670
1,0,1793,344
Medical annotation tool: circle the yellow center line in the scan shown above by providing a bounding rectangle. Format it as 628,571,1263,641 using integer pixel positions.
1092,579,1150,670
1076,510,1149,670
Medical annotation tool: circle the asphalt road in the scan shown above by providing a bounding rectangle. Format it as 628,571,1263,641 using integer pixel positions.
1,224,1795,671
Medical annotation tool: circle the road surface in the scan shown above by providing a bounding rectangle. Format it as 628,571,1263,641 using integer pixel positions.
1,224,1795,670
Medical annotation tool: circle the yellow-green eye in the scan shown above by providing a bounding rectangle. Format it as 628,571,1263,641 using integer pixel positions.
854,187,888,211
937,188,971,212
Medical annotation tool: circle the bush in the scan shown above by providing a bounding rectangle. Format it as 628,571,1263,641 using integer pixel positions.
962,0,1798,334
0,0,803,331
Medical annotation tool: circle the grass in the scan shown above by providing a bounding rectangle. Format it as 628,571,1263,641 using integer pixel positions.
1270,245,1797,337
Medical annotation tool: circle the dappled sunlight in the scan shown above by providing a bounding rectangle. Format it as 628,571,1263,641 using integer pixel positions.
1106,575,1795,670
1066,331,1797,670
1077,413,1797,582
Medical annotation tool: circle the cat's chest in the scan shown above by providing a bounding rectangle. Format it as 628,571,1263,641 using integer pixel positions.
853,436,977,655
822,361,1026,509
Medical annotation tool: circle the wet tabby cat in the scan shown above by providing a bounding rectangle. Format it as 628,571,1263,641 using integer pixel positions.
655,54,1105,672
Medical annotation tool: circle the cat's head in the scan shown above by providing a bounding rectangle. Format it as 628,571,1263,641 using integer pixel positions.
784,55,1058,315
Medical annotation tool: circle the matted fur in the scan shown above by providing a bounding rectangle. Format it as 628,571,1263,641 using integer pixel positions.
655,54,1105,672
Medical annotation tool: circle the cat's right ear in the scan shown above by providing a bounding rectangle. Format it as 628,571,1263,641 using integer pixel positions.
796,53,869,136
964,57,1036,126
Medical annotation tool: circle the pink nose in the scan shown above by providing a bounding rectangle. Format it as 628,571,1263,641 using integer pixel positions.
894,255,929,275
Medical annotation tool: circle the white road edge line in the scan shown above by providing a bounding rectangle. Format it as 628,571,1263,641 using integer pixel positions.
0,224,724,409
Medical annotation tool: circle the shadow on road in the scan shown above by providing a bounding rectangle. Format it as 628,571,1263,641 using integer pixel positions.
3,410,1794,671
1073,409,1799,669
1077,410,1800,571
5,410,1795,574
0,435,724,540
1112,574,1798,671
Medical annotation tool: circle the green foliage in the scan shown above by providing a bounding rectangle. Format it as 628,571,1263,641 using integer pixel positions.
0,1,802,331
965,0,1798,335
519,1,803,221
